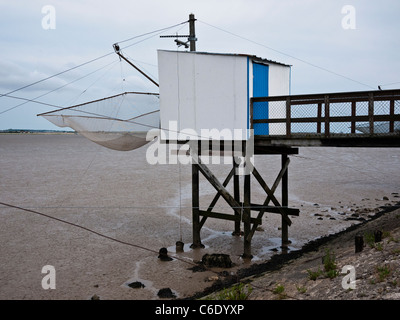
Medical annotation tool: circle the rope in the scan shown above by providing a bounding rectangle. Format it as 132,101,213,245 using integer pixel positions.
0,200,300,299
5,198,399,300
0,201,206,270
0,201,158,254
176,47,183,242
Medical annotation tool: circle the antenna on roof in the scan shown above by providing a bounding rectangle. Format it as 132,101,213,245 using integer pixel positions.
174,39,189,49
160,13,197,52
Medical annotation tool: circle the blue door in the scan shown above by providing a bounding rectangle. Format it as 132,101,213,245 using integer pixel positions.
252,62,269,135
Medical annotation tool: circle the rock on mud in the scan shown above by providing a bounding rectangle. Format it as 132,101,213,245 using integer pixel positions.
201,253,233,268
158,288,176,298
128,281,145,289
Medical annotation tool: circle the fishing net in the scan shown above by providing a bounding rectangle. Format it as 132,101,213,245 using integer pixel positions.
39,92,160,151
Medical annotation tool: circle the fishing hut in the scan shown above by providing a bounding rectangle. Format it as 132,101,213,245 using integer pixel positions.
157,49,298,258
39,13,400,259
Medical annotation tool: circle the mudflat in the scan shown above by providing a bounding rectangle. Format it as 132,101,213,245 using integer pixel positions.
0,134,399,299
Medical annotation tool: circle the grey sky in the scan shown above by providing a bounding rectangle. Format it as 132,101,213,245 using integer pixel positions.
1,0,399,130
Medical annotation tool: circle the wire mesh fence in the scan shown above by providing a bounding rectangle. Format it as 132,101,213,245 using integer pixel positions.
251,90,400,138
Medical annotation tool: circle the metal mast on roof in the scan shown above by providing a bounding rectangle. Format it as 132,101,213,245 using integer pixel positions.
160,13,197,52
189,13,196,51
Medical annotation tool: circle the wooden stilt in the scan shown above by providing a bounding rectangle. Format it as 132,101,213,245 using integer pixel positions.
191,163,203,248
189,145,298,258
243,172,252,259
281,154,289,248
233,157,241,235
355,234,364,253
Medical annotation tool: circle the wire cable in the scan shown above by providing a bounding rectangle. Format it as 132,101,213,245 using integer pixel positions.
379,81,400,87
0,95,60,109
114,21,188,45
0,52,115,100
0,21,187,106
198,19,376,90
0,59,119,115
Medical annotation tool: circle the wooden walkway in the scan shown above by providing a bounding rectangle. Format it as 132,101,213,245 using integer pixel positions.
251,89,400,148
189,89,400,259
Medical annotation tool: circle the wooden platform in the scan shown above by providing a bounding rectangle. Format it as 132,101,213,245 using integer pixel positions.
255,134,400,148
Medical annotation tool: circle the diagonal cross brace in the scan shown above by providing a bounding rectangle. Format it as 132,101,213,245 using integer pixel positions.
199,166,235,229
195,159,242,217
247,159,292,243
246,161,291,242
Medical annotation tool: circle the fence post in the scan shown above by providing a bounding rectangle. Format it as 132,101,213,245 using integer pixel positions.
368,92,374,135
317,103,322,134
286,97,291,137
324,95,330,137
351,101,356,134
390,99,395,133
355,234,364,253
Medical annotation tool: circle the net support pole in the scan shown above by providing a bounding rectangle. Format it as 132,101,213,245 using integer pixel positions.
115,51,159,88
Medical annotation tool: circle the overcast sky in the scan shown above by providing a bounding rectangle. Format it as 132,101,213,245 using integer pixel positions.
1,0,399,130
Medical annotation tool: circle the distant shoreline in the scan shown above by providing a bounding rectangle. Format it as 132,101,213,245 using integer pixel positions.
0,129,75,134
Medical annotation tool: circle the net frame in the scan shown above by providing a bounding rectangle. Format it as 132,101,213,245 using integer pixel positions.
38,92,160,151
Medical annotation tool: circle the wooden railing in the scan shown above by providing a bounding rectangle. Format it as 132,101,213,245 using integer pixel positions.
250,89,400,138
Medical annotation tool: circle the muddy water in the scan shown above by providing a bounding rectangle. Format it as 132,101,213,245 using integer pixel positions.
0,134,399,299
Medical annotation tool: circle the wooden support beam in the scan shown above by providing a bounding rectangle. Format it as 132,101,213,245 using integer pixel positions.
199,166,235,229
191,163,203,248
233,157,241,235
246,156,291,242
198,210,261,225
195,159,242,216
190,148,299,258
251,167,292,226
281,154,289,247
243,173,252,258
199,210,239,222
240,203,299,216
254,145,299,155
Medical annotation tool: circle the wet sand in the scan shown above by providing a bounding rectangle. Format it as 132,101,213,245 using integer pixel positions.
0,134,399,299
